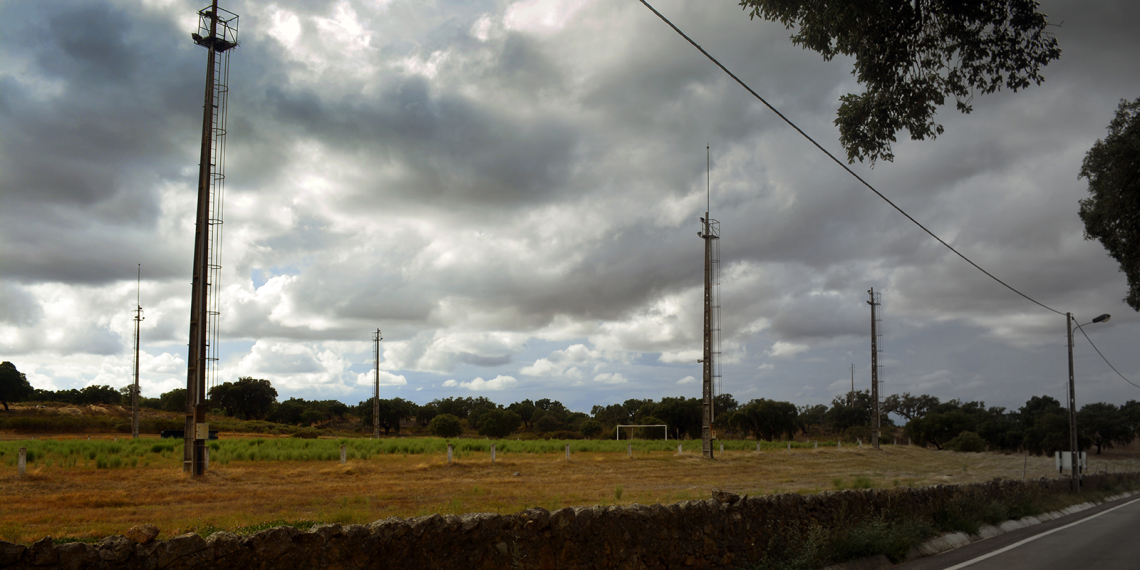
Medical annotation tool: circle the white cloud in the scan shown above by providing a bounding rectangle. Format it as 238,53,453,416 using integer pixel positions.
676,375,697,385
451,375,519,391
355,369,409,387
593,372,627,385
504,0,592,34
765,342,809,359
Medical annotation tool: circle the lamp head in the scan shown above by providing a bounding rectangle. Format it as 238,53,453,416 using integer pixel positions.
1092,314,1111,324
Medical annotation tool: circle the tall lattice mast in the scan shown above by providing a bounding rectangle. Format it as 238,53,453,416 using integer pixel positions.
699,146,721,459
184,0,237,476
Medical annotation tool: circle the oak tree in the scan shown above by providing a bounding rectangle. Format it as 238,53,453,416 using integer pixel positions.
740,0,1061,165
1078,97,1140,311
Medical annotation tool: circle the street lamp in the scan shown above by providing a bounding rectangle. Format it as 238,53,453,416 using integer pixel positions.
1067,313,1110,492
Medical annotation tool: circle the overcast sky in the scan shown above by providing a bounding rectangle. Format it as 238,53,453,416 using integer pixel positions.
2,0,1138,416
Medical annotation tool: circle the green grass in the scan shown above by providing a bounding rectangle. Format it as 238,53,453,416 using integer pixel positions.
745,478,1140,570
0,436,895,471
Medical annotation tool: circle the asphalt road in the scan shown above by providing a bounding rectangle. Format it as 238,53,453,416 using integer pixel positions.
895,494,1140,570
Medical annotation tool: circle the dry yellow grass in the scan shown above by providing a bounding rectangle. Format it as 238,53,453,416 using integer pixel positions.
3,437,1137,545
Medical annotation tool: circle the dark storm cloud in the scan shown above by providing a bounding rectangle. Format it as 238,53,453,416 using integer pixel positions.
5,0,1139,404
0,0,203,285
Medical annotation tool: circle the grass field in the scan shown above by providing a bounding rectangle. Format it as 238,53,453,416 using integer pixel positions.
3,434,1139,545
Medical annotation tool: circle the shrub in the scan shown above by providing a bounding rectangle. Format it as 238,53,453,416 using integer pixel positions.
428,414,463,438
945,431,986,453
291,428,320,439
547,430,584,440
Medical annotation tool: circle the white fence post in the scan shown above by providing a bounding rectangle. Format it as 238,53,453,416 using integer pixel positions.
340,445,346,465
447,444,453,463
18,447,26,477
491,443,496,463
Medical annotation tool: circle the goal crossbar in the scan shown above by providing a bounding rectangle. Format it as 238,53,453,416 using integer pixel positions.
615,424,668,440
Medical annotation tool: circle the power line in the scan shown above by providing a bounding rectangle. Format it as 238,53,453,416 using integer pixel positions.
1075,323,1139,389
637,0,1065,317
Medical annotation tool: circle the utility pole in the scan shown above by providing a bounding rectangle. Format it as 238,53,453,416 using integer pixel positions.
1067,313,1079,492
184,0,237,475
867,289,881,450
373,329,382,439
132,264,144,439
849,363,854,406
698,146,720,460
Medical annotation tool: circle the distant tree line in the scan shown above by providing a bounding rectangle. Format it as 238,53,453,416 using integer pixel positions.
3,360,1138,454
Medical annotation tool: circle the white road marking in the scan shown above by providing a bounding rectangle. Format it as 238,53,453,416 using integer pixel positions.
941,497,1140,570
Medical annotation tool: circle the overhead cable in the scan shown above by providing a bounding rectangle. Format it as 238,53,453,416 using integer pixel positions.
1075,323,1139,389
637,0,1065,317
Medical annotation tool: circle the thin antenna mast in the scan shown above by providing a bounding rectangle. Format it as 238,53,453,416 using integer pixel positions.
132,265,144,439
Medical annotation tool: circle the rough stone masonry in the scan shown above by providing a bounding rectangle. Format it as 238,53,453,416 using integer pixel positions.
1,473,1135,570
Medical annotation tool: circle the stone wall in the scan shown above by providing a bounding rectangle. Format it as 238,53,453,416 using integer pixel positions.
2,473,1135,570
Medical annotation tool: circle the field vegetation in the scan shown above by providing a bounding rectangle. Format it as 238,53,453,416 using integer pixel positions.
4,435,1139,546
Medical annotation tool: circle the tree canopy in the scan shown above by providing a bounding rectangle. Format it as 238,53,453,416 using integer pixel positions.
428,414,463,438
357,398,417,435
0,361,33,411
740,0,1061,165
208,377,278,420
476,409,522,439
1079,97,1140,311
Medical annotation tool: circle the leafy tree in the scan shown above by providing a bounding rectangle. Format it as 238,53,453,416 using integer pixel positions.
730,399,799,441
508,400,537,429
1019,396,1073,455
591,403,630,428
476,409,522,439
882,392,940,422
159,388,187,412
208,377,278,420
904,402,974,450
428,413,463,438
357,398,416,435
579,419,603,439
1078,97,1140,311
534,414,561,434
714,393,739,416
431,397,470,419
825,390,873,432
740,0,1061,165
796,404,828,435
975,407,1023,452
270,399,308,425
415,403,439,427
1079,402,1134,454
0,361,33,411
648,397,702,440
